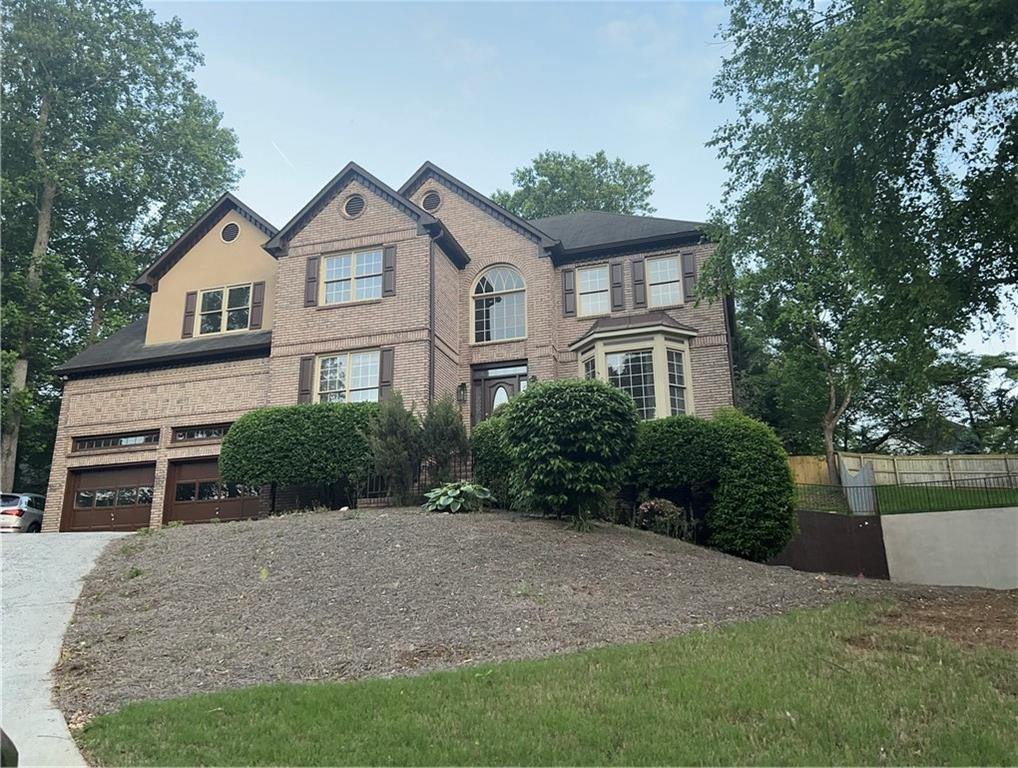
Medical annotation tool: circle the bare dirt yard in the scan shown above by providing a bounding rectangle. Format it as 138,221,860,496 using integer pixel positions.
55,509,1001,721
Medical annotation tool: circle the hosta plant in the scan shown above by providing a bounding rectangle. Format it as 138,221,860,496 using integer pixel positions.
422,481,493,514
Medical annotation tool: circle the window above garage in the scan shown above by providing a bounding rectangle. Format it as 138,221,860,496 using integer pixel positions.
72,430,160,452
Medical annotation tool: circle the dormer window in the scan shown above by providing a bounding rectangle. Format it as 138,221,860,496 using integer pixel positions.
199,284,253,335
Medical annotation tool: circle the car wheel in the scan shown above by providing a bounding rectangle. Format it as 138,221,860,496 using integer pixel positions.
26,522,41,533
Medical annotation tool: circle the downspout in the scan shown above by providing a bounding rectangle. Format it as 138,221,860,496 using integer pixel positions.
428,239,436,405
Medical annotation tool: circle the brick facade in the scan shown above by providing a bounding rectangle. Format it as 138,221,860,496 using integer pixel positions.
44,163,734,531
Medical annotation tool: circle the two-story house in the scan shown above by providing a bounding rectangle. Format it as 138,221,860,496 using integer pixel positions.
43,162,735,532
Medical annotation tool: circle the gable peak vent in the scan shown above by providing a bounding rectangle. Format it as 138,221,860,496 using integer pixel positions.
221,222,240,242
422,190,442,212
343,193,366,218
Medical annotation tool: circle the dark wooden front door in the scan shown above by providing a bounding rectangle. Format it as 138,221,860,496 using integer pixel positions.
471,362,528,424
65,464,155,532
164,459,262,524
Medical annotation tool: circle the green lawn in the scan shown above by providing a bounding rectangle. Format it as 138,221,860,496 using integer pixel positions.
876,484,1018,514
79,602,1017,767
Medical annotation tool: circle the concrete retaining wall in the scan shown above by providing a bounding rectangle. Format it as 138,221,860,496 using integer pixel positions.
880,507,1018,589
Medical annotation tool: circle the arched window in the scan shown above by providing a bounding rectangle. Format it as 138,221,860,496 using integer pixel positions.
473,266,526,343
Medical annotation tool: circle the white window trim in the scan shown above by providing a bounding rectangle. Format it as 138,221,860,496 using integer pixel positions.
314,349,382,403
469,265,528,345
197,283,254,336
646,254,684,309
320,248,384,306
576,264,611,318
575,333,695,418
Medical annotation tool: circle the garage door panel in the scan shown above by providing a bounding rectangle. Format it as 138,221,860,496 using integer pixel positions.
165,459,262,524
65,464,155,532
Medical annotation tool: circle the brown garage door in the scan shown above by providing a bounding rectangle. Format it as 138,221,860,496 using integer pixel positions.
164,459,262,524
65,465,155,532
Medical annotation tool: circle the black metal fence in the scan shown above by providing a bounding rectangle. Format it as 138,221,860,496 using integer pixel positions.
359,453,474,502
795,473,1018,516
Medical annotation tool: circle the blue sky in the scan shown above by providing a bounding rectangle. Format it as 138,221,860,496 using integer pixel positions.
149,1,1013,355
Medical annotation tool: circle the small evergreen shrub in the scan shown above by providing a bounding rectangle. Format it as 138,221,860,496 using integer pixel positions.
707,409,796,562
366,392,423,506
422,394,469,484
219,402,378,507
501,379,638,524
635,498,695,540
470,414,515,508
422,481,492,513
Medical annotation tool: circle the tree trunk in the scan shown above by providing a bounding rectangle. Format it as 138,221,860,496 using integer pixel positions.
823,416,840,486
2,94,54,491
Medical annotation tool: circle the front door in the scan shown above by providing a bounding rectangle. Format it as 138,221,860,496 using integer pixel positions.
472,362,528,424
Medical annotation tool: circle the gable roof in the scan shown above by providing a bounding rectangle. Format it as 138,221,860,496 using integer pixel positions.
263,161,468,267
134,193,277,293
530,211,704,256
400,161,561,250
53,316,272,377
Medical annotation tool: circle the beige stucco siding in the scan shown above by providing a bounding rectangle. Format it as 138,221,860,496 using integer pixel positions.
146,210,277,345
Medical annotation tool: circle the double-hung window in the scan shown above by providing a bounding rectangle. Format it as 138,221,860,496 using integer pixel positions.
577,265,610,317
199,284,253,335
667,349,687,415
322,249,383,305
316,350,381,403
646,255,682,308
606,349,657,420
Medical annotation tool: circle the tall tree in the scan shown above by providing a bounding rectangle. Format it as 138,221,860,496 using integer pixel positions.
1,0,241,490
705,0,1017,481
492,150,656,219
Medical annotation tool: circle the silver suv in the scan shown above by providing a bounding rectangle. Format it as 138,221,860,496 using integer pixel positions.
0,493,45,533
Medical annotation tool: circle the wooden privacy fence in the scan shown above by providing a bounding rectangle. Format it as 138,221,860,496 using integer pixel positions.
788,455,831,485
837,452,1018,485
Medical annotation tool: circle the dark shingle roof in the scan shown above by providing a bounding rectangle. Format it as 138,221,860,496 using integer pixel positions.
570,311,698,350
529,211,704,254
54,317,271,376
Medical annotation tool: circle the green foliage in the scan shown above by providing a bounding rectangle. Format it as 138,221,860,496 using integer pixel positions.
1,0,241,489
635,498,695,541
422,394,468,484
470,414,515,509
492,150,656,218
626,416,722,501
707,409,796,562
422,481,493,514
501,379,638,522
366,392,423,506
219,403,378,501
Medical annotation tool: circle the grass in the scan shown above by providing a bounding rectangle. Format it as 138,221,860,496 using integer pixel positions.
875,484,1018,514
79,601,1017,766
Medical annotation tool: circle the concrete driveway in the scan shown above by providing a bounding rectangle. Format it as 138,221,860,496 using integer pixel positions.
2,532,125,767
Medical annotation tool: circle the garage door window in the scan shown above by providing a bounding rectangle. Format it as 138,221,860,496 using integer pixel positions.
117,487,138,506
75,484,153,508
174,480,259,502
175,482,197,502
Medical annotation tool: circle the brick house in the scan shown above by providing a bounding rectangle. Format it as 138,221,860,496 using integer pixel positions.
43,161,735,532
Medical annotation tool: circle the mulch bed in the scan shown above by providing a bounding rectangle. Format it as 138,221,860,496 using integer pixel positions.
53,509,994,720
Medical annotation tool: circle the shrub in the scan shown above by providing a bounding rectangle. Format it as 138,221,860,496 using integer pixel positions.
422,481,492,513
366,391,423,505
220,402,378,508
635,498,696,540
470,414,514,508
422,394,469,484
707,408,796,562
501,379,638,523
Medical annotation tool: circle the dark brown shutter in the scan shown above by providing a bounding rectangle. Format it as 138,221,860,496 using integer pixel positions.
181,291,198,338
382,244,396,297
610,261,624,312
249,281,266,329
379,347,395,399
304,255,320,307
682,252,698,300
562,268,576,317
631,257,646,308
298,356,314,403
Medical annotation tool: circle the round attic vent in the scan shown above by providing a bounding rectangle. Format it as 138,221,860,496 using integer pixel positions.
343,193,366,218
422,190,442,212
220,222,240,242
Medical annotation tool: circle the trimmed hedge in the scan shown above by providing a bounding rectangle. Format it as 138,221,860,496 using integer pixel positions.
501,379,638,521
470,414,514,508
219,402,378,494
625,409,795,561
707,408,796,562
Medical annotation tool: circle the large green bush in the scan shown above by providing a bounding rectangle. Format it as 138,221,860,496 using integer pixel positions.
219,402,378,505
470,414,515,508
707,408,796,562
501,379,638,522
626,415,722,500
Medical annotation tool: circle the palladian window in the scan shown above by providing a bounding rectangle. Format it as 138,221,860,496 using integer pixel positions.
472,266,526,343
